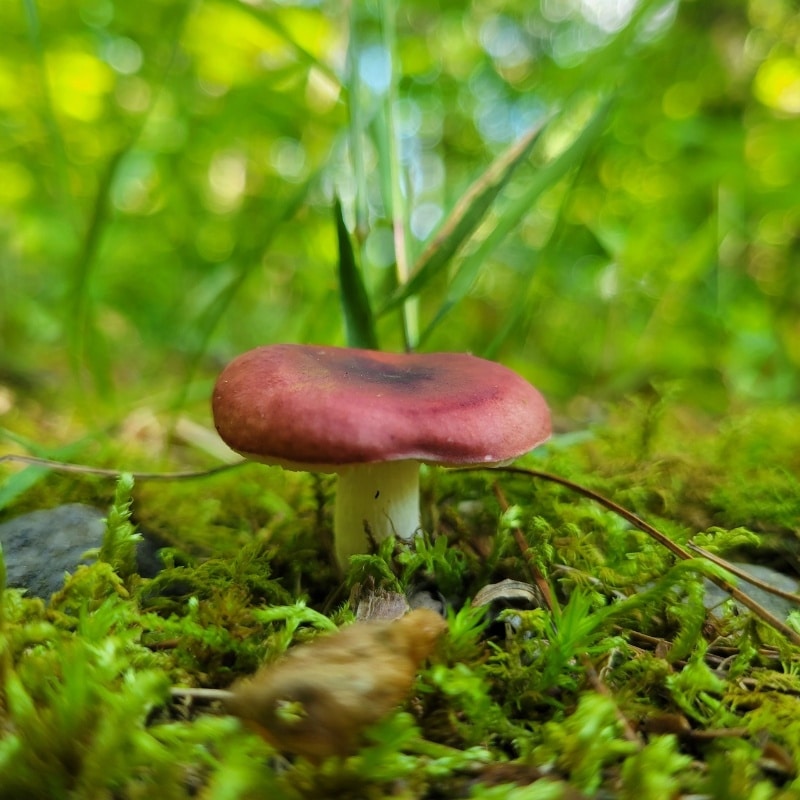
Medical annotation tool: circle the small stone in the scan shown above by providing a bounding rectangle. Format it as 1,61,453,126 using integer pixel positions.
704,562,800,620
0,503,162,598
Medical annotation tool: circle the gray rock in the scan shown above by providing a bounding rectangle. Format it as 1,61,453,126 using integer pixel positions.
704,562,800,621
0,503,163,598
0,503,106,598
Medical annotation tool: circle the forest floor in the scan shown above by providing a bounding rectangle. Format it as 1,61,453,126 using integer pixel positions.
1,397,800,799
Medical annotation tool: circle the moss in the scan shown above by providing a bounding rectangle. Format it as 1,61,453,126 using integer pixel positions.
2,400,800,796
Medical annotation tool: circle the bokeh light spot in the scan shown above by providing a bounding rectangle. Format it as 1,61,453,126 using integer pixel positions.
754,56,800,114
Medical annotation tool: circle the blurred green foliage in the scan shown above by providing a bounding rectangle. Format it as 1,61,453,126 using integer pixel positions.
2,0,800,419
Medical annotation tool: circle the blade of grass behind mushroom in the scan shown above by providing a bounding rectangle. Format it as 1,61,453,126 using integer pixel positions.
417,98,612,348
335,197,379,350
378,115,550,320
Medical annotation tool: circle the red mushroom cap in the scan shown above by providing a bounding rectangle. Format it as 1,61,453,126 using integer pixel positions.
212,344,551,470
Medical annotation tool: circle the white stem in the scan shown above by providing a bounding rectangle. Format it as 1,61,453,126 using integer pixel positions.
334,460,421,566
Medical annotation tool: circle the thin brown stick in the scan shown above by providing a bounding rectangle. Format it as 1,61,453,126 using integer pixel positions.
170,687,233,703
492,482,553,612
684,726,749,741
0,453,246,481
493,466,800,647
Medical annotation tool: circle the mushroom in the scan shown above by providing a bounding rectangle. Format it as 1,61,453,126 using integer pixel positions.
211,344,551,567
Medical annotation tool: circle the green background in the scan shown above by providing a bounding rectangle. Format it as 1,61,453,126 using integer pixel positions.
2,0,799,422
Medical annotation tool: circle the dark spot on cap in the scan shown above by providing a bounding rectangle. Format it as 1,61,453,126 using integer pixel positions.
343,354,436,391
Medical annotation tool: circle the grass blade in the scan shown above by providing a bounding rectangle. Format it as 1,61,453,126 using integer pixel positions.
376,0,417,348
380,114,551,314
336,199,379,350
419,98,613,345
345,4,368,239
483,192,574,360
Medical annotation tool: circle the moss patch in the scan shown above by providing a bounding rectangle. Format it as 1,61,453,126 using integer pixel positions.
2,399,800,797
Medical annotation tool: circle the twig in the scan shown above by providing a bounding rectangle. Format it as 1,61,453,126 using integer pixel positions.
0,453,246,481
684,726,749,741
492,466,800,647
492,482,553,612
171,687,233,703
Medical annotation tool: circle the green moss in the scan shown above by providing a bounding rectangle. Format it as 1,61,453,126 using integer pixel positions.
2,401,800,796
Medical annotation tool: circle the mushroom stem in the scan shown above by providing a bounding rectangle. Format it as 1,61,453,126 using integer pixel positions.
334,460,421,566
